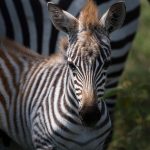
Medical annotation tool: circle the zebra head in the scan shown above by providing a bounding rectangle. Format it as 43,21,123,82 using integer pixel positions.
48,0,126,127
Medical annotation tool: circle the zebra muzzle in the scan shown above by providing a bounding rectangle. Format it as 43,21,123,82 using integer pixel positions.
79,104,101,127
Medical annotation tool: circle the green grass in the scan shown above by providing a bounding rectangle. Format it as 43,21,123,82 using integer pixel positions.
108,1,150,150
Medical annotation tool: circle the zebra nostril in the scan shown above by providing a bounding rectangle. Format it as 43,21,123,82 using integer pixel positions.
79,105,101,127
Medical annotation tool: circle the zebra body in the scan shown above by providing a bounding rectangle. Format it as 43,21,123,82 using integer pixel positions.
0,1,126,150
0,39,42,149
0,38,111,150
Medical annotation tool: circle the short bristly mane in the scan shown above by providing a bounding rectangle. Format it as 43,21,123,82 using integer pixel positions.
59,36,68,52
58,0,100,53
79,0,100,30
0,37,43,60
0,37,65,65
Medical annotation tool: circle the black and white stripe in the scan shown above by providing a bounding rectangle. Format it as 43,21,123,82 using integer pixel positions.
0,1,127,149
0,0,141,107
0,0,140,149
0,39,112,150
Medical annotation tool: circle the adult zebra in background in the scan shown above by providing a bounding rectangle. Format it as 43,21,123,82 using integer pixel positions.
0,0,140,149
0,0,140,55
0,1,126,149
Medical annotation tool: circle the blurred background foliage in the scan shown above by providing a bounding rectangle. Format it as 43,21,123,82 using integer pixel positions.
108,1,150,150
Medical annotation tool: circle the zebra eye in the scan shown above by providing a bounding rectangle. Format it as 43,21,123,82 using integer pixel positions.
68,62,76,71
103,60,111,69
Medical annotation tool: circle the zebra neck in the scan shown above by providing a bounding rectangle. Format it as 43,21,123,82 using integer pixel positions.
64,70,79,111
30,66,81,145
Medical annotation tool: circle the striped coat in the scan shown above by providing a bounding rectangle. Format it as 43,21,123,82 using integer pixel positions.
0,37,112,150
0,0,141,113
0,0,140,149
0,1,126,149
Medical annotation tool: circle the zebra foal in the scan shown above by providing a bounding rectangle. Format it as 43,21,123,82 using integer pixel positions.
0,0,126,150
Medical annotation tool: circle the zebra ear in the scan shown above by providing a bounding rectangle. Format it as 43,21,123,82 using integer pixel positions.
47,2,78,34
100,2,126,33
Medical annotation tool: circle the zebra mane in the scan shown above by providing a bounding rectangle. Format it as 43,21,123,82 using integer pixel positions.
58,36,68,52
0,37,44,61
0,38,65,65
79,0,100,30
